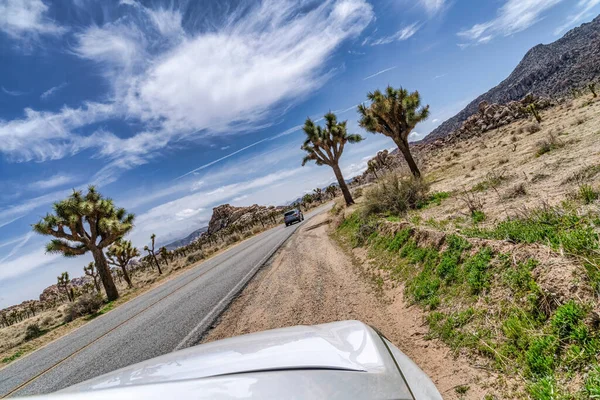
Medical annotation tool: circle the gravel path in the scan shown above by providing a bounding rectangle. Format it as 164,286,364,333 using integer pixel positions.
203,212,503,399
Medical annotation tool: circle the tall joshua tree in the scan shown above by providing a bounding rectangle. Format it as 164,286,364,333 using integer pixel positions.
107,239,139,288
144,234,162,275
83,262,101,292
301,112,363,206
358,86,429,178
34,187,134,301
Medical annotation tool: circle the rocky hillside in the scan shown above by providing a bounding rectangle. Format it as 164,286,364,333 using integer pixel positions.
207,204,282,236
427,15,600,142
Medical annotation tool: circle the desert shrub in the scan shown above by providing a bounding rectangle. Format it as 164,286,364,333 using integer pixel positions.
471,210,486,224
352,187,363,199
417,191,450,209
535,133,563,157
551,301,585,340
578,184,598,204
362,175,429,218
41,316,53,326
186,251,204,264
63,293,103,323
524,123,541,134
585,366,600,398
527,377,561,400
24,323,43,341
564,164,600,183
525,335,558,377
504,183,527,199
463,247,493,294
472,171,508,192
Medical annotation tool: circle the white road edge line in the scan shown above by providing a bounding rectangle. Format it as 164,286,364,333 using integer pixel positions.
173,230,291,351
173,204,330,351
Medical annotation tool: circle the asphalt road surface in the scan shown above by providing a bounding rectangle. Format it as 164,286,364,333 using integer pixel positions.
0,205,330,398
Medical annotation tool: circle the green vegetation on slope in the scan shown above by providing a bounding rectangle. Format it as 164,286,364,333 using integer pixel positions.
335,211,599,398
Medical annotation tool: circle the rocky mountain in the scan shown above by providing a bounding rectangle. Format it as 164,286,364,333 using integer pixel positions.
426,15,600,142
165,226,208,250
207,204,281,236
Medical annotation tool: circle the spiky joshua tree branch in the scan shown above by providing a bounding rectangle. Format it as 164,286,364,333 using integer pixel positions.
301,112,363,206
33,186,135,301
358,86,429,178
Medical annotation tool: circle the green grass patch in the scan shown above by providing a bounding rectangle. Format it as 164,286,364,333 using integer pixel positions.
417,191,451,209
2,349,24,364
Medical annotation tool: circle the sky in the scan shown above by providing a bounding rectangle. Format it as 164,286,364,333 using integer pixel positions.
1,0,599,308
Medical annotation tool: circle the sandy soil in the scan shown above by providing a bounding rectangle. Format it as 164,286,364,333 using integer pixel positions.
202,212,506,399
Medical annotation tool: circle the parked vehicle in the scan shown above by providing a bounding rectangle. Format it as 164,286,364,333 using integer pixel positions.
283,208,304,226
32,321,442,399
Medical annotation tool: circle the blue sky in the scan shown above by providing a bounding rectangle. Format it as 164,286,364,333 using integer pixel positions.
1,0,599,308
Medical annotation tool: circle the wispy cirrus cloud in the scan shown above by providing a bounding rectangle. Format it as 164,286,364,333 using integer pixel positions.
419,0,446,14
40,82,67,99
457,0,563,45
363,66,397,80
2,87,28,96
0,0,66,40
0,0,374,185
367,22,420,46
28,174,78,190
555,0,600,34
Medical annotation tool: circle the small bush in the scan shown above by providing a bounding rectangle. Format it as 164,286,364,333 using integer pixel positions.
64,293,103,323
362,175,429,218
471,210,486,224
578,184,599,204
535,133,564,157
186,251,204,264
525,123,541,134
472,171,508,192
551,301,585,340
527,377,561,400
504,183,527,199
24,324,43,341
525,335,558,377
463,247,493,294
585,366,600,398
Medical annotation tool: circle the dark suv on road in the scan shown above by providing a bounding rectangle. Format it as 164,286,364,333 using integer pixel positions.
284,209,304,226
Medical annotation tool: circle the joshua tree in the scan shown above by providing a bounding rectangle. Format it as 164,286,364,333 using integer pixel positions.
325,185,337,199
33,186,134,301
367,159,380,179
313,188,323,202
159,246,170,266
526,104,542,123
143,234,162,275
358,86,429,178
302,193,313,207
57,272,73,302
107,239,139,288
301,112,364,206
589,83,597,98
83,262,101,292
375,149,393,170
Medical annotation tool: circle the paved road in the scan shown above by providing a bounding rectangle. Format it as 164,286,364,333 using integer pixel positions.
0,205,329,397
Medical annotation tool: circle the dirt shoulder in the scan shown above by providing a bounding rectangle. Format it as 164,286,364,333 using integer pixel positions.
202,212,506,399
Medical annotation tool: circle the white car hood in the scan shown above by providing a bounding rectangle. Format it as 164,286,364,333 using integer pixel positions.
27,321,431,399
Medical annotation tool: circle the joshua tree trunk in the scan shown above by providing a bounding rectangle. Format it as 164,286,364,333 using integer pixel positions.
93,277,100,293
120,266,133,288
332,163,354,206
395,137,421,178
152,254,162,274
91,247,119,301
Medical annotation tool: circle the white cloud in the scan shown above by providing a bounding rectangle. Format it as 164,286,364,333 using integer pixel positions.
555,0,600,34
363,66,397,80
458,0,563,44
28,174,78,190
419,0,446,14
40,82,67,99
1,0,373,185
0,189,70,228
2,87,27,96
368,22,420,46
0,248,61,281
0,0,65,40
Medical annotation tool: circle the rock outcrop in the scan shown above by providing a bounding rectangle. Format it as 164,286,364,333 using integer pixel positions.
207,204,281,236
427,15,600,142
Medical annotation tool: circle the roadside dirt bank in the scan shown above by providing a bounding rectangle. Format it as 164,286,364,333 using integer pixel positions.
202,213,510,399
